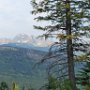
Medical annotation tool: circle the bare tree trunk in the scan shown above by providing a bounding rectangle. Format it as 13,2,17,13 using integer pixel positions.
66,0,77,90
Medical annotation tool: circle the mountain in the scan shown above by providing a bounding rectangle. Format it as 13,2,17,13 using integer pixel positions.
0,45,48,89
0,34,53,47
0,43,50,52
13,34,32,43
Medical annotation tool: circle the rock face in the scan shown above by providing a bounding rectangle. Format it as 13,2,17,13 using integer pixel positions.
0,34,53,47
13,34,31,43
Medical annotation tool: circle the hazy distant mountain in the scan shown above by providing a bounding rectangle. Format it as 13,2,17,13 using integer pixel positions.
13,34,32,43
0,34,53,47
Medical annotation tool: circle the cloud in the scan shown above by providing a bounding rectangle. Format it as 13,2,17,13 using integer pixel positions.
0,0,42,38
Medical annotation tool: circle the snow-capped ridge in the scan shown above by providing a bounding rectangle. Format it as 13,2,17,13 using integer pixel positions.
0,34,53,47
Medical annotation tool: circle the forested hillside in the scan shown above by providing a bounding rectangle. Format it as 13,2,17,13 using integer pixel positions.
0,45,47,89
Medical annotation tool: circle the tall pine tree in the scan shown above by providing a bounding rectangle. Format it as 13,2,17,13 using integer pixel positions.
31,0,90,90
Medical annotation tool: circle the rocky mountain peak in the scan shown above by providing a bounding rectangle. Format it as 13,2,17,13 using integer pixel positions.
0,34,53,47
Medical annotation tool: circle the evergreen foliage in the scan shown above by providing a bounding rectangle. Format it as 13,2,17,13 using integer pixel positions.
41,76,72,90
0,82,9,90
76,62,90,89
28,87,34,90
31,0,90,89
46,75,59,90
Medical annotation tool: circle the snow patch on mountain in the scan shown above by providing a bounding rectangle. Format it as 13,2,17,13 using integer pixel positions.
0,34,53,47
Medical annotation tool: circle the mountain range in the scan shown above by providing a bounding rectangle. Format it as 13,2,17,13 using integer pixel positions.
0,34,53,47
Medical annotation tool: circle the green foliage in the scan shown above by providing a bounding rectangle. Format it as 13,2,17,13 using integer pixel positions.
46,75,59,90
28,86,34,90
83,85,90,90
76,62,90,90
60,79,72,90
0,81,35,90
0,82,9,90
44,76,72,90
31,0,90,35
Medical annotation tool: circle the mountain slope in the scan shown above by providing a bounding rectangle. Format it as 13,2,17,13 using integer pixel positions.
0,43,50,52
0,46,47,89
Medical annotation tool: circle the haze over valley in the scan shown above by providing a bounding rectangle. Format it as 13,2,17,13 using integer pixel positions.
0,34,53,47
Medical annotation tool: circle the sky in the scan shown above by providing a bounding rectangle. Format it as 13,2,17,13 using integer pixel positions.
0,0,44,38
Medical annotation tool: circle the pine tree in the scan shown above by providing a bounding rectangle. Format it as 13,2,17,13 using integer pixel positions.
28,86,34,90
0,82,9,90
31,0,90,90
76,62,90,89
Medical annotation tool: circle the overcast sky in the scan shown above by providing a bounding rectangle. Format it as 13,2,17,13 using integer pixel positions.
0,0,44,38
